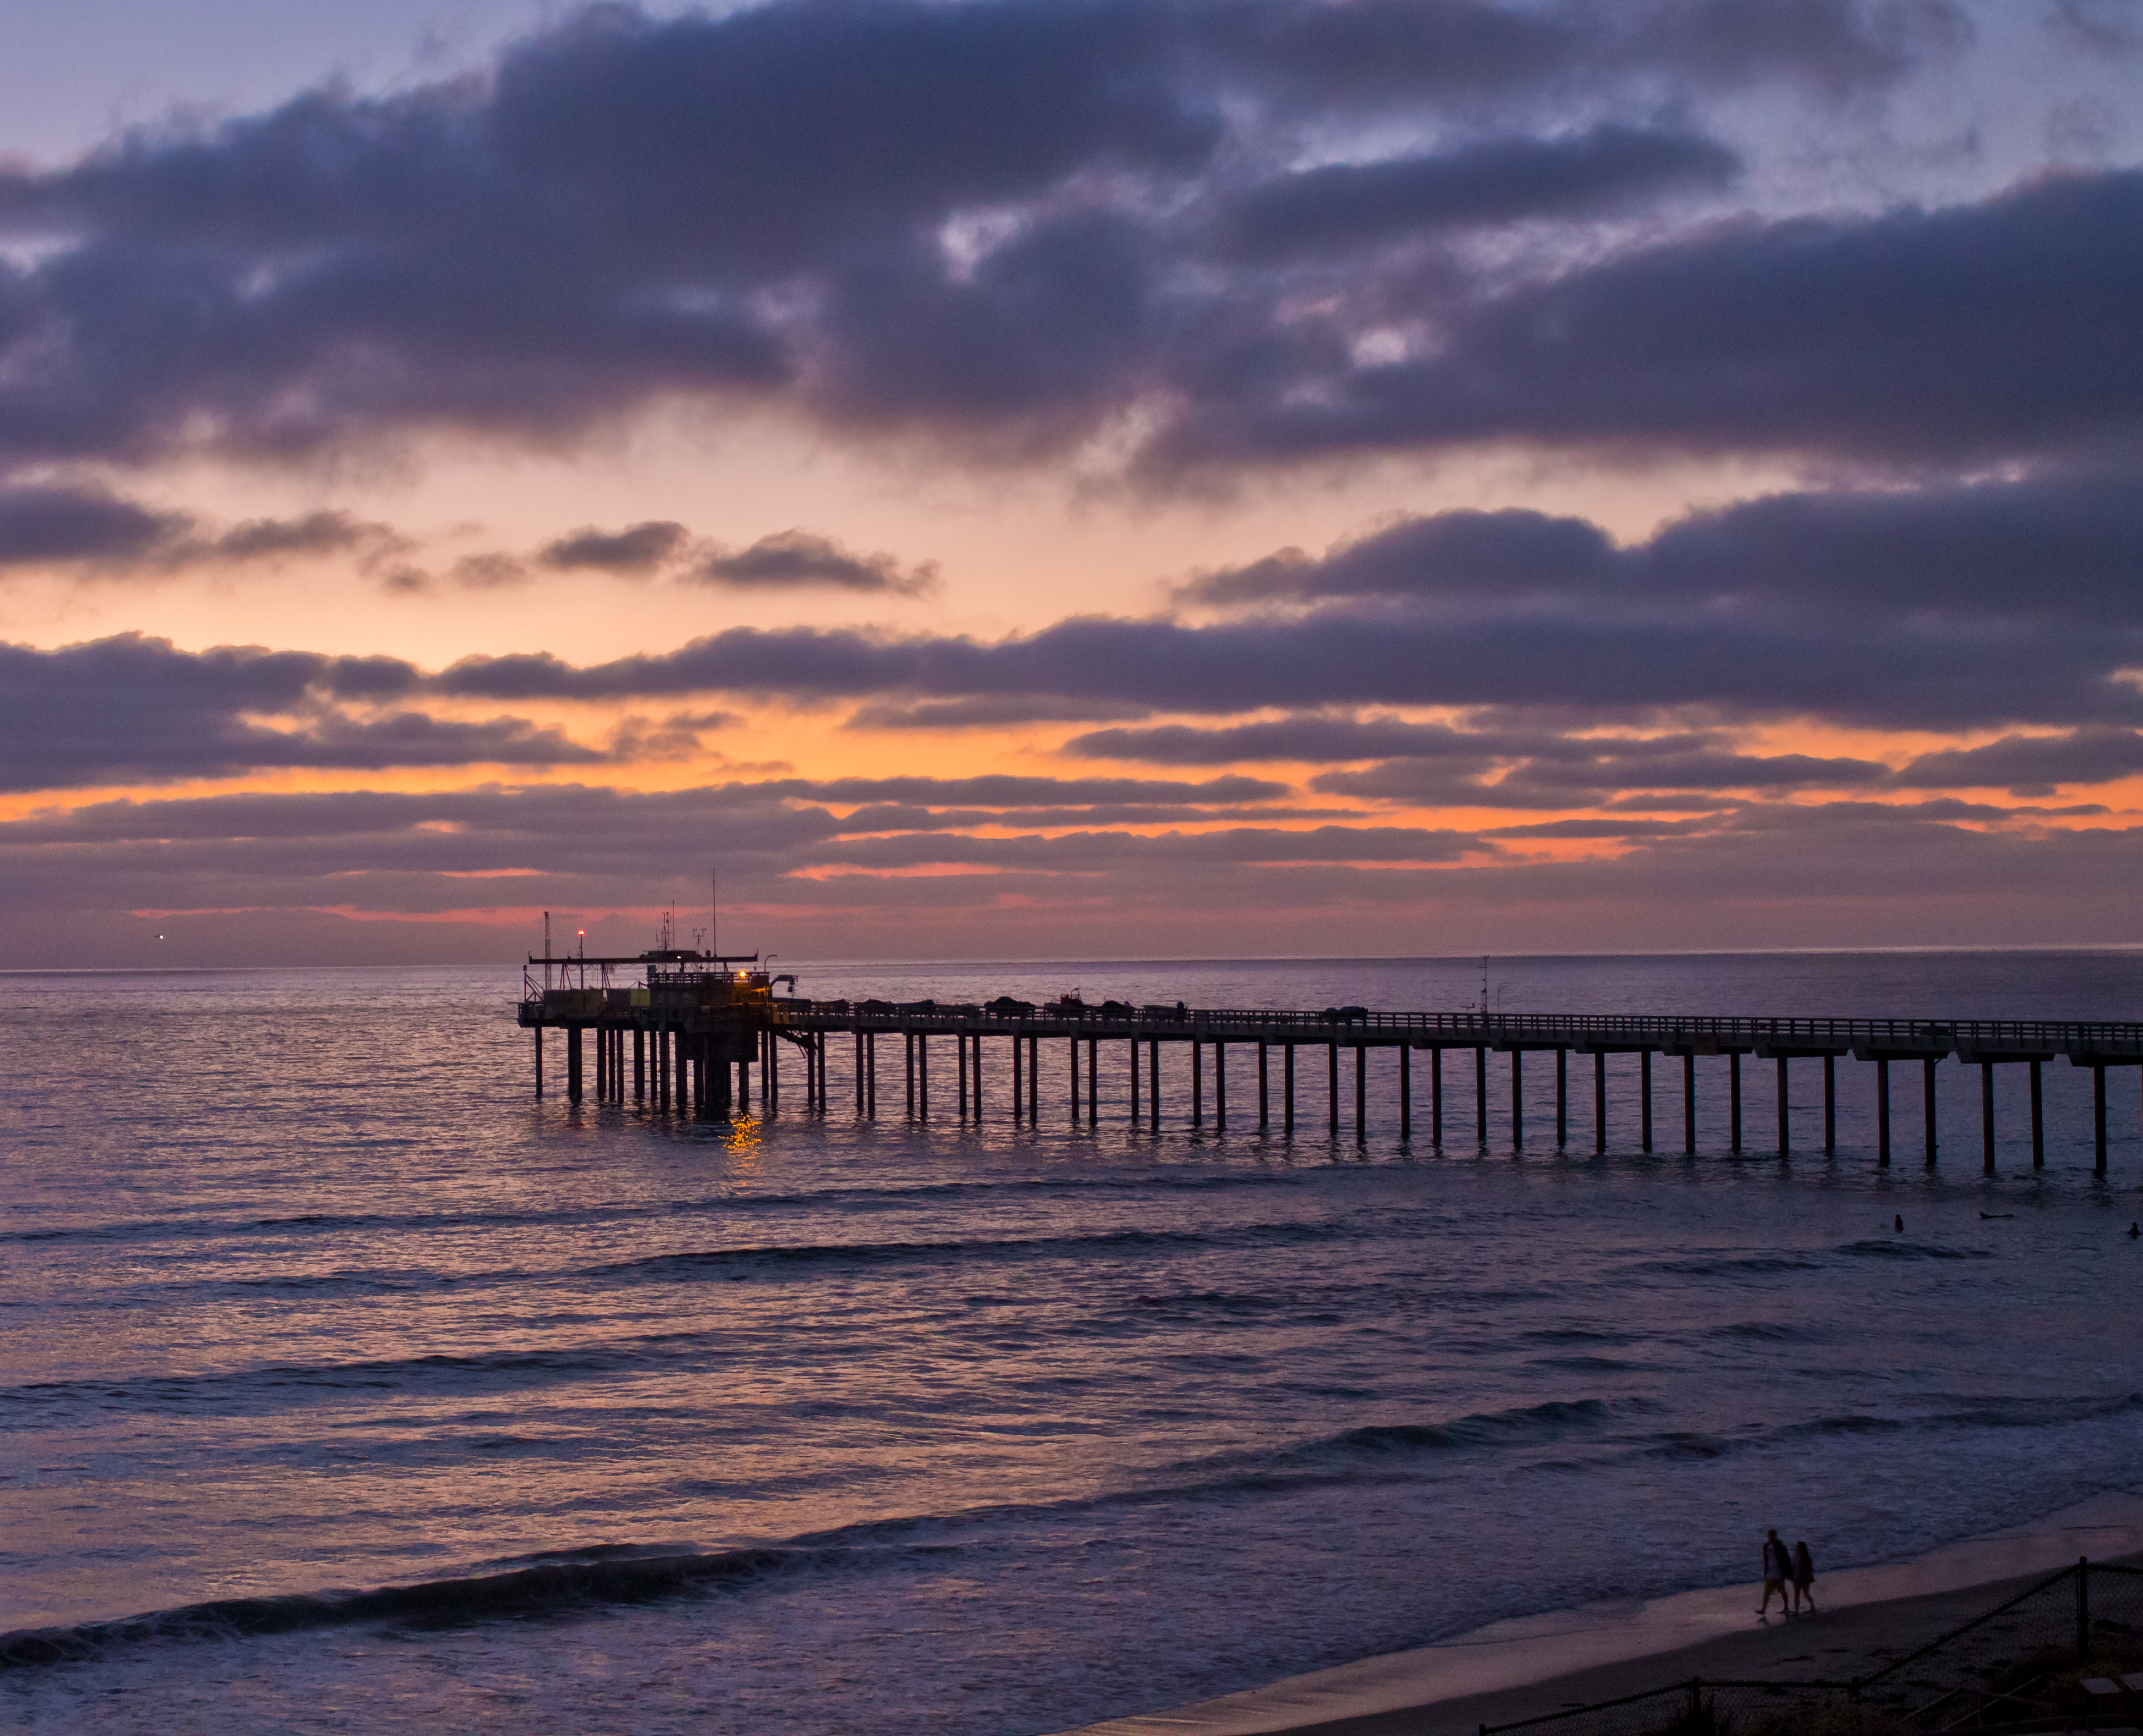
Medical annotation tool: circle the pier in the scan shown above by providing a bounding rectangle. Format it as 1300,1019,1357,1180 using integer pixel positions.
518,953,2143,1172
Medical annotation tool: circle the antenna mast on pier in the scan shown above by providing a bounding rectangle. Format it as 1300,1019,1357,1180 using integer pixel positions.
711,868,718,962
543,911,552,990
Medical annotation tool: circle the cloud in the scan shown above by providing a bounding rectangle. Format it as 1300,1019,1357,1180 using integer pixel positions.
846,694,1153,729
690,529,938,594
0,0,1989,476
0,484,180,566
1890,728,2143,796
0,632,589,790
538,520,691,574
1157,168,2143,471
209,509,407,564
1220,126,1739,262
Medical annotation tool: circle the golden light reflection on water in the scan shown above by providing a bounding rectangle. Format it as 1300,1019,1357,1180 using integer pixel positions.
722,1114,764,1184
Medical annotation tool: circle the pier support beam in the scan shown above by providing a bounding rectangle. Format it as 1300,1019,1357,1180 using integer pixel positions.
1012,1034,1022,1123
1259,1042,1268,1131
2031,1060,2043,1168
1328,1042,1339,1137
568,1025,583,1102
1282,1043,1294,1136
2095,1065,2108,1173
1087,1039,1097,1126
906,1033,916,1120
1824,1056,1836,1153
1217,1042,1228,1133
1149,1038,1161,1132
535,1029,544,1098
1475,1047,1487,1147
865,1032,876,1118
1923,1058,1938,1165
1128,1037,1138,1126
1194,1040,1204,1129
919,1034,930,1120
1594,1052,1606,1154
1683,1054,1695,1154
1641,1052,1653,1153
1730,1053,1742,1153
1511,1050,1523,1150
1778,1057,1790,1156
1877,1059,1891,1166
1028,1035,1038,1123
634,1029,644,1103
1400,1046,1411,1140
1069,1036,1079,1123
1560,1049,1570,1149
1431,1048,1442,1146
1975,1062,1994,1173
1353,1044,1364,1144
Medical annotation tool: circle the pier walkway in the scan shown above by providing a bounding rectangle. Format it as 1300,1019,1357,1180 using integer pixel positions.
517,953,2142,1173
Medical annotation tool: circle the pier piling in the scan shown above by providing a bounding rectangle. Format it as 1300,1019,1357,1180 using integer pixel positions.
1778,1057,1789,1156
1923,1058,1938,1165
1328,1042,1339,1137
1511,1049,1523,1150
1730,1052,1742,1153
1475,1046,1487,1147
1982,1062,1995,1173
1877,1059,1891,1165
1594,1052,1606,1154
2031,1060,2043,1167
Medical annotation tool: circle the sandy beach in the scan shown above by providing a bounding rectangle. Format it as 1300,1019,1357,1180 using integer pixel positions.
1062,1491,2143,1736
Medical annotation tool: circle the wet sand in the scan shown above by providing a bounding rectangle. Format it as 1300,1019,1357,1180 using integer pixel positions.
1061,1491,2143,1736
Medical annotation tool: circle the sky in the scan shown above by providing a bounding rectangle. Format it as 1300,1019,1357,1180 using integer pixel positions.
1,0,2141,967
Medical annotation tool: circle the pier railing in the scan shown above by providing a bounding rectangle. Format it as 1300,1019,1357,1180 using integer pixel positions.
766,1002,2143,1054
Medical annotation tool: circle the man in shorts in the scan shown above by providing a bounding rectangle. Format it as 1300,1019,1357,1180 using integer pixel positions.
1758,1529,1793,1615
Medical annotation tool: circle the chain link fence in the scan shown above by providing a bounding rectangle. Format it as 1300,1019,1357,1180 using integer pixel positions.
1479,1561,2143,1736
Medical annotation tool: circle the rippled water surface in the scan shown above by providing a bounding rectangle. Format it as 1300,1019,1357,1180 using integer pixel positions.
4,953,2142,1733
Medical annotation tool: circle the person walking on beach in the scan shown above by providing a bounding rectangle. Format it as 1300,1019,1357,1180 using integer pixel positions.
1791,1540,1816,1613
1758,1529,1793,1616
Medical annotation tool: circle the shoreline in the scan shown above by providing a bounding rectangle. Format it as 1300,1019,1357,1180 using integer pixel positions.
1060,1489,2143,1736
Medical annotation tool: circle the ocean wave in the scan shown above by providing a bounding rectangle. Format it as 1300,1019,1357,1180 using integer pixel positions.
0,1546,795,1671
580,1219,1347,1284
0,1169,1304,1251
1838,1239,1995,1260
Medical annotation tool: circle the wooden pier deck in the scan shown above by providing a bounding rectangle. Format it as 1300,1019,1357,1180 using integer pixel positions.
516,951,2143,1173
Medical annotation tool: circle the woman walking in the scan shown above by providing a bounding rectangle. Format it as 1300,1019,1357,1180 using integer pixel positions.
1792,1540,1817,1613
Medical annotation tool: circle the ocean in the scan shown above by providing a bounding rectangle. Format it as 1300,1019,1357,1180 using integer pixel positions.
4,951,2141,1734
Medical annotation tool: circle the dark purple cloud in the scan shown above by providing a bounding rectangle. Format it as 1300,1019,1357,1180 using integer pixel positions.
1160,169,2143,471
0,0,1998,475
0,484,178,566
1220,126,1739,262
0,633,585,789
539,520,690,574
692,530,938,594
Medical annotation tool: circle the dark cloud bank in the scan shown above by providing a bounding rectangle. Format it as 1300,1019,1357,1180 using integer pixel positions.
0,0,2119,480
